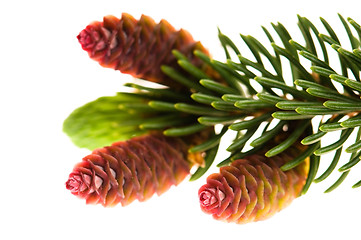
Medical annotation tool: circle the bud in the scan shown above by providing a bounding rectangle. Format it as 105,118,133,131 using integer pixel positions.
77,13,209,88
66,133,198,207
198,147,309,223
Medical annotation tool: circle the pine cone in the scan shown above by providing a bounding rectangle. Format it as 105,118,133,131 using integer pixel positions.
198,147,309,224
77,13,209,88
65,133,197,207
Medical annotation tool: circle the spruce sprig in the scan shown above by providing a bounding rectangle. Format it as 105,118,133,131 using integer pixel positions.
64,14,361,193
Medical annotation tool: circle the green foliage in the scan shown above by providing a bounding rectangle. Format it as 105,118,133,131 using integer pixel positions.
212,14,361,192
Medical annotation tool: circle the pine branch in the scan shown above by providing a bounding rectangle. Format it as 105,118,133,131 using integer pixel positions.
66,13,361,214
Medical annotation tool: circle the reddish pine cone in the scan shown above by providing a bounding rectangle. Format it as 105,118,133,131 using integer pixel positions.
77,13,209,88
198,148,309,224
66,134,195,207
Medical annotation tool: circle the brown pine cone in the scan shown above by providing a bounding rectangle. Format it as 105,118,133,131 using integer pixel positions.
77,13,210,88
66,133,198,207
198,146,309,224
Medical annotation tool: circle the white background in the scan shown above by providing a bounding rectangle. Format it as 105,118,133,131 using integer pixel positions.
1,0,361,239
